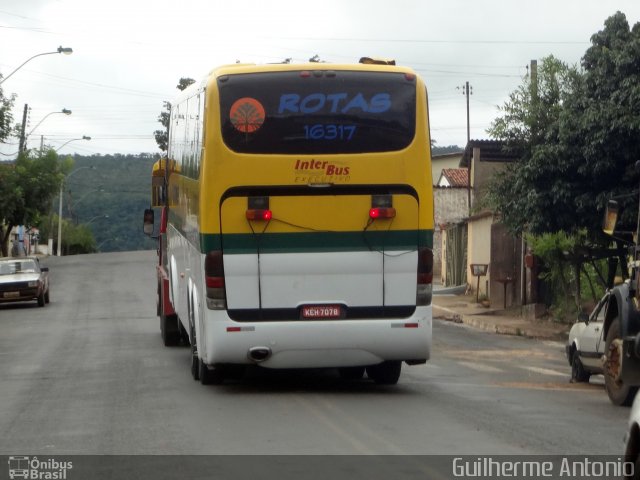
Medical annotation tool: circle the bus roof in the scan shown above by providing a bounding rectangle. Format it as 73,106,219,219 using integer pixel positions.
152,158,179,177
208,61,416,78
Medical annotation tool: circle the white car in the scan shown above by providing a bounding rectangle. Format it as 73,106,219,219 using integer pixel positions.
565,292,609,382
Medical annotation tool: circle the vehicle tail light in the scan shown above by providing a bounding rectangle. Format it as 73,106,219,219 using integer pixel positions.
370,195,395,219
369,207,396,219
246,209,272,221
417,247,433,306
204,250,226,310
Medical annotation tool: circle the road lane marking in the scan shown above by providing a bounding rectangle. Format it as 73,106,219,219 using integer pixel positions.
457,361,503,373
494,381,604,392
520,366,567,377
291,395,375,454
444,349,556,360
307,395,406,455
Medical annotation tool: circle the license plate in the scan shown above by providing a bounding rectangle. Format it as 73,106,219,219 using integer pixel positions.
3,292,20,298
302,305,342,319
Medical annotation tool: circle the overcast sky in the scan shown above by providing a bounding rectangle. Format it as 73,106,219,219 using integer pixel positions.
1,0,639,157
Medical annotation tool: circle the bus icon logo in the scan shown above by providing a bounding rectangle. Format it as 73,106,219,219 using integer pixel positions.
8,456,29,479
229,97,266,133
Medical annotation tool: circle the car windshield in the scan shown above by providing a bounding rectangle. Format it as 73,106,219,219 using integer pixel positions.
0,260,37,275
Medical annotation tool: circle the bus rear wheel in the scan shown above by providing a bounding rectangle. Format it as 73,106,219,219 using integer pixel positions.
190,342,200,381
366,361,401,385
160,313,180,346
199,360,224,385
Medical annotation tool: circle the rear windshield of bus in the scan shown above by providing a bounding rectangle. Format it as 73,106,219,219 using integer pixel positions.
219,70,417,154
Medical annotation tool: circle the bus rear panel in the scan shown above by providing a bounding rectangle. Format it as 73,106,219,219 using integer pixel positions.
166,62,433,382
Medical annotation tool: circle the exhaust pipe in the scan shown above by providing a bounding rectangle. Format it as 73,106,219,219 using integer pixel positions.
248,346,272,363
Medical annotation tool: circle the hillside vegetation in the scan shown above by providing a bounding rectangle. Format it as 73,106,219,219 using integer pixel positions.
52,153,159,253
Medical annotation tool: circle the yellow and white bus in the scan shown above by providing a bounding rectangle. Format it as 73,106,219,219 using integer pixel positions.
147,58,434,385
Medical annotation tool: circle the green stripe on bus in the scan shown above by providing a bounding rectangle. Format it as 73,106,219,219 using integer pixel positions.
200,230,433,254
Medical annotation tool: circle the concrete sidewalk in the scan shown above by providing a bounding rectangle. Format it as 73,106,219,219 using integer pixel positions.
432,291,571,341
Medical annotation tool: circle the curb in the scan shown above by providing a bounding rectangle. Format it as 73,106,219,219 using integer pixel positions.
433,305,568,342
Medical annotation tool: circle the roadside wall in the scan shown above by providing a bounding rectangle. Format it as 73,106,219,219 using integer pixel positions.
433,186,468,279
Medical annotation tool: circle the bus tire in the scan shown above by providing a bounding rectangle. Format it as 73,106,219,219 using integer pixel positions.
605,318,638,406
191,343,200,381
160,313,180,347
199,360,224,385
178,322,189,345
366,361,401,385
339,366,366,380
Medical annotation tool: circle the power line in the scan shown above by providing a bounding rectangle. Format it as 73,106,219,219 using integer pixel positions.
259,35,589,46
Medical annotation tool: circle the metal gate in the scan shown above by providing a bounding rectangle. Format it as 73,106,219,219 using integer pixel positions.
444,222,467,287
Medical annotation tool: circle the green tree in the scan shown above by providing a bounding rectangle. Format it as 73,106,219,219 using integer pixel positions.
153,101,171,152
560,11,640,229
486,12,640,312
487,12,640,236
0,78,16,144
0,150,67,256
38,215,97,255
486,55,580,234
153,77,196,152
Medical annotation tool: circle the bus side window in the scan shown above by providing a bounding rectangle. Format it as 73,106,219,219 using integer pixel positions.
151,176,165,207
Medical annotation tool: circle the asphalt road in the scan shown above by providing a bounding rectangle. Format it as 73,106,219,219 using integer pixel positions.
0,251,629,457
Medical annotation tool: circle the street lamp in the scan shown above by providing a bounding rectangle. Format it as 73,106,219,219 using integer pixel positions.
23,109,72,151
55,135,91,153
84,214,109,225
0,46,73,85
96,238,115,251
57,166,95,256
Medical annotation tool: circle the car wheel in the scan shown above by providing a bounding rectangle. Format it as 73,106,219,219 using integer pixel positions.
366,361,402,385
339,366,366,380
605,317,638,406
570,348,590,383
37,291,45,307
44,289,50,304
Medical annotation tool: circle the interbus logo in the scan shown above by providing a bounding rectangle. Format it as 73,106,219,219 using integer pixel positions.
229,97,265,133
294,159,350,176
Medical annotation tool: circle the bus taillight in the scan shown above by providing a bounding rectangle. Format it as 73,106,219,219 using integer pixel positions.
205,250,226,310
369,207,396,219
246,209,272,221
417,247,433,306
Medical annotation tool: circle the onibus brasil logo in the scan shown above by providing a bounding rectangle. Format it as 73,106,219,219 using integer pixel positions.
8,456,73,479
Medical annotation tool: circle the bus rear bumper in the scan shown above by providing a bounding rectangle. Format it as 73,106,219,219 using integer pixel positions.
200,306,432,369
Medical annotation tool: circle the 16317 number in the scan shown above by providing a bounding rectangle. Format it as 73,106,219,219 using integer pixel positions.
303,124,356,141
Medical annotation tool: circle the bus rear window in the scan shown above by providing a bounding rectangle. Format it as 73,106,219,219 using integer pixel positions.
219,70,416,154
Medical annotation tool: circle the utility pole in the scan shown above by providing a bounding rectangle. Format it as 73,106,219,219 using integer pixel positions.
459,81,473,144
18,103,28,153
459,82,473,211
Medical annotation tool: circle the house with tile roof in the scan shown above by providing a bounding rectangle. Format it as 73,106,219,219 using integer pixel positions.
438,140,532,311
437,168,468,188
